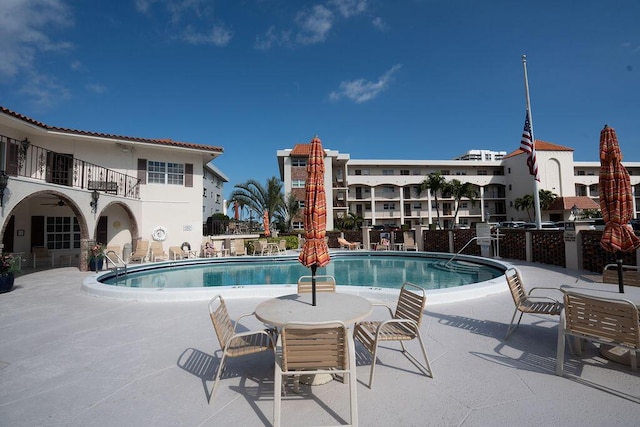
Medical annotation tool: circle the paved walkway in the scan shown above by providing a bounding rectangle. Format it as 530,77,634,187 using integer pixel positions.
0,261,638,426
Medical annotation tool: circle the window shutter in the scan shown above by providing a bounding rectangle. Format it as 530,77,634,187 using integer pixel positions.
137,159,147,184
185,163,193,187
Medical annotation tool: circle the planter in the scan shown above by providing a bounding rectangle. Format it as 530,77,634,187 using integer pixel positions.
89,258,104,272
0,272,15,293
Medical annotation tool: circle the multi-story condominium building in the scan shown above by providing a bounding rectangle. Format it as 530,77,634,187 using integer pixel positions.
0,106,225,269
453,149,507,161
202,163,228,222
278,140,640,230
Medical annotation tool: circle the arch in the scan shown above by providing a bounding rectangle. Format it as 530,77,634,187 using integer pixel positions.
1,189,90,247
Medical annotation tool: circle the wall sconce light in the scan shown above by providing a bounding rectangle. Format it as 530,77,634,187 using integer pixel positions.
21,137,30,155
0,171,8,208
90,190,99,213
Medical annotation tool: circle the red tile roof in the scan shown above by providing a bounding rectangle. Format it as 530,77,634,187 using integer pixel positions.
548,196,600,211
503,140,573,159
291,144,312,156
0,106,223,153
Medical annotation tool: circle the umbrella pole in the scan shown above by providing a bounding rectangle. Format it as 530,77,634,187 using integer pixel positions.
311,264,317,306
616,252,624,294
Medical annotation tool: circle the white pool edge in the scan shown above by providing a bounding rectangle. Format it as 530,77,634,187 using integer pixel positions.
81,253,513,304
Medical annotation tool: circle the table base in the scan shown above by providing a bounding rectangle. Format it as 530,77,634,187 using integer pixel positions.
299,373,334,386
600,344,634,366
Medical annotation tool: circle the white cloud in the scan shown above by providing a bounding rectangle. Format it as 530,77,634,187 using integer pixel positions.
294,5,333,45
70,60,84,71
329,64,402,103
86,83,107,94
137,0,232,46
135,0,158,14
372,16,387,31
329,0,367,18
181,24,233,46
255,0,374,50
19,72,71,108
0,0,73,78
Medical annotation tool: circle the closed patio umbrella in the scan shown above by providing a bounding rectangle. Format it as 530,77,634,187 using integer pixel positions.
263,210,271,237
599,124,640,293
298,136,330,306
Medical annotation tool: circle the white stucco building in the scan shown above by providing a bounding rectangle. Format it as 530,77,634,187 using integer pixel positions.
278,140,640,230
202,163,229,222
0,106,225,270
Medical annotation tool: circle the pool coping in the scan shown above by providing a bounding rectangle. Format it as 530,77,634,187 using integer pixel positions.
81,251,513,304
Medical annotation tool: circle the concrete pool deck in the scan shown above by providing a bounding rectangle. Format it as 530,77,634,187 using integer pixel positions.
0,260,639,426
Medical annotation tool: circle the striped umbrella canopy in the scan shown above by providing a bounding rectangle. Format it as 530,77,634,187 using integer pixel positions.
263,210,271,237
298,136,330,305
599,124,640,292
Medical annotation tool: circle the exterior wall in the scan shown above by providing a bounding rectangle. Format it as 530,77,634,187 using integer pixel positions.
202,163,228,222
278,143,640,231
0,108,223,269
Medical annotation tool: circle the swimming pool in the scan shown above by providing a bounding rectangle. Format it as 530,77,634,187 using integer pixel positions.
83,251,511,303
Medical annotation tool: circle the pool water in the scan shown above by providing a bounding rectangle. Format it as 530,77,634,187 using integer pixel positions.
101,255,504,290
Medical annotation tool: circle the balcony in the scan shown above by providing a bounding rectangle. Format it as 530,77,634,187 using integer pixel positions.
2,136,140,199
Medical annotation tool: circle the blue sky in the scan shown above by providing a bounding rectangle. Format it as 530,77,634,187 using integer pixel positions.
2,0,639,209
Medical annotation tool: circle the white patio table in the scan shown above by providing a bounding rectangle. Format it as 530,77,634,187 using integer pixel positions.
254,292,373,328
255,292,373,385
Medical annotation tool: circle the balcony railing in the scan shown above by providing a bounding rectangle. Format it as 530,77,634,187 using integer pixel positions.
1,135,140,199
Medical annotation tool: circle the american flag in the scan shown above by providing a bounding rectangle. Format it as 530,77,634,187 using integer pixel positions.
520,111,540,181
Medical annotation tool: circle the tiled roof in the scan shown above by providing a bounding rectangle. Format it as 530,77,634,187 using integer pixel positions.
0,106,223,153
548,196,600,211
503,140,574,159
291,144,312,156
290,143,327,157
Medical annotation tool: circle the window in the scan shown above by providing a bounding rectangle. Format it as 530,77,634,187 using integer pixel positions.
383,203,396,210
292,158,307,167
412,169,421,175
293,221,304,230
384,186,395,194
400,170,410,176
46,217,80,249
413,203,422,209
215,194,221,203
577,170,586,176
382,169,394,175
203,188,207,197
297,200,305,209
292,179,305,188
440,170,450,175
148,161,184,185
477,170,487,175
355,169,362,175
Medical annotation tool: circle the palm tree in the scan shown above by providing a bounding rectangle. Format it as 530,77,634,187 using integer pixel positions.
229,177,284,225
418,172,447,229
342,212,365,230
539,189,558,210
446,179,479,225
514,194,535,220
275,192,301,232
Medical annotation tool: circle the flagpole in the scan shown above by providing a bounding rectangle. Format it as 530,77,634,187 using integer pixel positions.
522,55,542,229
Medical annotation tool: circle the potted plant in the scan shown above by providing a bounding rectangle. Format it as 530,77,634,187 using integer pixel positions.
88,243,106,272
0,252,19,293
